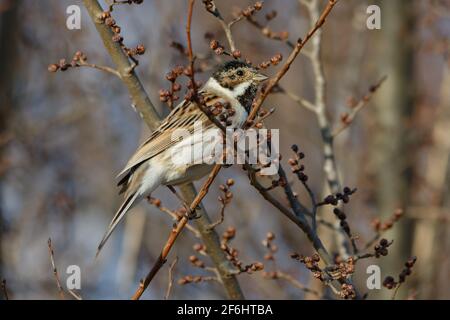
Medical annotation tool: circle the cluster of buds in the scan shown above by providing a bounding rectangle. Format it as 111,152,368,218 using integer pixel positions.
261,28,289,42
289,144,308,182
222,226,236,244
327,257,356,280
262,232,277,261
291,253,324,281
178,275,207,285
241,1,263,17
371,208,404,232
333,208,351,236
339,283,356,299
259,53,283,69
188,255,205,269
209,39,226,56
48,51,88,73
220,227,264,274
159,66,184,108
374,238,393,258
99,10,145,60
321,186,357,206
205,101,235,127
383,256,417,289
218,179,234,206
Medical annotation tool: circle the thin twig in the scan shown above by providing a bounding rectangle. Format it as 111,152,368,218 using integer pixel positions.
268,271,321,297
68,289,83,300
332,76,387,137
278,87,317,112
150,200,202,238
78,61,121,78
165,257,178,300
207,199,226,230
202,0,243,52
47,238,66,300
392,284,402,300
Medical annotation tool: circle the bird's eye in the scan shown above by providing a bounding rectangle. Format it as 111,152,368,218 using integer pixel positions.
236,70,244,76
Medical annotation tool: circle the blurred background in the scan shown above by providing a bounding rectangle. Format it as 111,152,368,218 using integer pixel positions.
0,0,449,299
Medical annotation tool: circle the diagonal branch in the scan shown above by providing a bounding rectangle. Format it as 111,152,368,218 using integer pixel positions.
132,165,222,300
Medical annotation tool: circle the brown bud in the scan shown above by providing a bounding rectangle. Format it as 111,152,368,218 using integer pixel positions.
166,71,177,82
232,50,242,59
113,26,121,34
100,11,111,20
136,44,146,55
215,47,224,55
152,198,161,207
173,83,181,91
193,243,204,252
209,40,219,50
48,64,59,72
105,17,116,27
279,31,289,40
112,34,123,43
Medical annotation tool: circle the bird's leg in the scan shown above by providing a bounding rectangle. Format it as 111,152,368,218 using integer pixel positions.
167,186,201,220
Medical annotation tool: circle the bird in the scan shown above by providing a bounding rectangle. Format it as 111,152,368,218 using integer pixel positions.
96,60,268,256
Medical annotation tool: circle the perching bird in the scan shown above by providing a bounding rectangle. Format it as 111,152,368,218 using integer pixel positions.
96,60,268,256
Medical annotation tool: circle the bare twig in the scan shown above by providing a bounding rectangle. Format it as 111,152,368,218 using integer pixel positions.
78,60,121,78
207,198,226,230
332,76,387,137
278,87,317,112
68,289,83,300
265,271,321,297
202,0,244,52
165,257,178,300
47,238,66,300
149,198,201,238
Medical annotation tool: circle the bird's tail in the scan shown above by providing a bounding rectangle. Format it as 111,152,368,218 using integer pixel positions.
96,192,141,258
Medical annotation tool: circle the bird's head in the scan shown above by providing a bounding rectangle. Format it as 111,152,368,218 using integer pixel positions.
212,60,268,90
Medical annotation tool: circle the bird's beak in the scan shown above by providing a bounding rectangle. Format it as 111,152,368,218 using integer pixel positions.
253,72,269,82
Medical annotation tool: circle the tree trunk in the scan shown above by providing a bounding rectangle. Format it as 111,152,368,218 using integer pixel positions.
372,0,417,299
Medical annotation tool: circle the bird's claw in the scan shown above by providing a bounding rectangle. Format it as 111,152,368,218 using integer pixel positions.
185,206,202,220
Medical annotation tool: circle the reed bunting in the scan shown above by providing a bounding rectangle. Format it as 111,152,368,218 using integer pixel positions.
97,60,268,255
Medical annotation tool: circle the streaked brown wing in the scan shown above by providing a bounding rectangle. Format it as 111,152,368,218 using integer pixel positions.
117,90,223,184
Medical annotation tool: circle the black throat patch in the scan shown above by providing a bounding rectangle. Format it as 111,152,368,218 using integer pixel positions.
237,84,257,113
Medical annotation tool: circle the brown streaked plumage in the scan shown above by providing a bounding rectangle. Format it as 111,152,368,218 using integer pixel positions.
96,61,267,256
